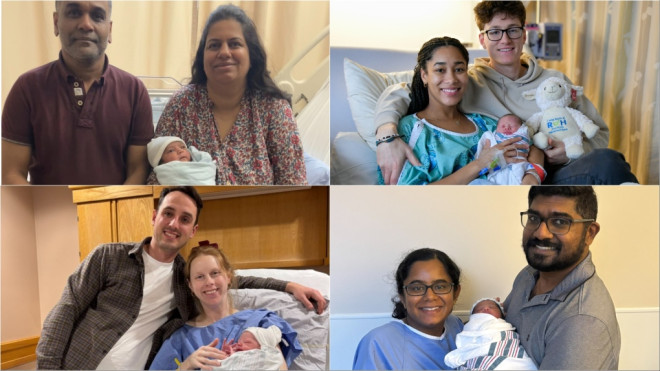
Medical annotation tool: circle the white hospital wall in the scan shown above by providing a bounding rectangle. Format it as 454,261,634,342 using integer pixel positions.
329,186,659,370
330,0,481,49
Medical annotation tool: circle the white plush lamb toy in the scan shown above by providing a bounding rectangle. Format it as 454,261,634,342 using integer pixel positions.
522,77,600,159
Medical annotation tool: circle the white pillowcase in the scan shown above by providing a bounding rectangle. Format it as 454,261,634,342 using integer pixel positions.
343,58,413,150
304,152,330,185
235,268,329,298
330,132,379,185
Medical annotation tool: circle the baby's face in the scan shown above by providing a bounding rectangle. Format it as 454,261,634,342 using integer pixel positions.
496,116,522,135
472,300,503,319
161,141,191,163
237,331,260,350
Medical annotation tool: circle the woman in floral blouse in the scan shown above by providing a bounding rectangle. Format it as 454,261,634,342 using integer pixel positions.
150,4,307,185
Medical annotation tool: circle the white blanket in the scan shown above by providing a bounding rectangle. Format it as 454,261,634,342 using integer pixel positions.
475,128,530,185
213,347,284,370
153,146,216,185
445,313,537,370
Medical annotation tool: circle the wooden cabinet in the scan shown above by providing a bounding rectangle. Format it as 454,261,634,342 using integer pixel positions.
72,186,329,269
72,186,154,260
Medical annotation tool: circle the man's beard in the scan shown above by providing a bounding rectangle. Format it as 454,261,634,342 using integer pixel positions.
522,229,588,272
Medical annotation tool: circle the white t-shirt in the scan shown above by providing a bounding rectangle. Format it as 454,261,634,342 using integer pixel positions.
96,248,176,370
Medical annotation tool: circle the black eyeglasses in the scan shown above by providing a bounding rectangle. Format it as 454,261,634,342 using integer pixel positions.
404,281,454,296
520,212,594,235
481,26,525,41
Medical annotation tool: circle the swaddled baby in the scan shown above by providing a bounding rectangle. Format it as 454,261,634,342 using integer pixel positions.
444,298,537,370
213,325,286,370
147,136,217,185
475,114,540,185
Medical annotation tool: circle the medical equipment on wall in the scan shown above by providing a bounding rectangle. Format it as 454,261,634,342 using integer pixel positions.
525,22,563,60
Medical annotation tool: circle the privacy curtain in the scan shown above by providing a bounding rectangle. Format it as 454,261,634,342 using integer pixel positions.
1,1,329,104
530,1,659,184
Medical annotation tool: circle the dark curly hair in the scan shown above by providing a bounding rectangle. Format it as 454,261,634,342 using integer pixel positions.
474,1,526,31
392,248,461,319
407,37,469,115
190,4,291,103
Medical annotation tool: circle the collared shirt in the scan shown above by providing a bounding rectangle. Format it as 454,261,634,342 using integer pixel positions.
1,53,154,184
35,238,288,370
35,238,188,369
503,252,621,369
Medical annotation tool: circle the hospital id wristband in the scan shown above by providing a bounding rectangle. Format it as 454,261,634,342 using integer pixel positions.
530,163,546,182
525,170,542,185
525,163,545,184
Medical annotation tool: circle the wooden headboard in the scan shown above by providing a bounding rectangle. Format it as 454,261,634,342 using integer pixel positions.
71,186,329,271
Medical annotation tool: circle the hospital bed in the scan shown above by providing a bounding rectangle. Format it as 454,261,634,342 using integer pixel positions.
140,28,330,185
274,26,330,185
233,268,329,370
329,46,488,185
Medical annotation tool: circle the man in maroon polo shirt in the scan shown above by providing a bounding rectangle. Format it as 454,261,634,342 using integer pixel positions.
1,1,153,185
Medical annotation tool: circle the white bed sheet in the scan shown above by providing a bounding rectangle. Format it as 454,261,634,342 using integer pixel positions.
233,268,329,370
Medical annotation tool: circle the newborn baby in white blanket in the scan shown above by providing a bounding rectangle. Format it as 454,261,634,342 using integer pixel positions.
213,325,287,370
445,298,537,370
147,136,217,185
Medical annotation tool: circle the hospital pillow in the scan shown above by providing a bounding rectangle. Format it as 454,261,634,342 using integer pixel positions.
330,132,379,185
232,269,329,370
343,58,413,151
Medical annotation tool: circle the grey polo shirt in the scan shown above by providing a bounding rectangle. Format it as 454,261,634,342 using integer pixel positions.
503,252,620,369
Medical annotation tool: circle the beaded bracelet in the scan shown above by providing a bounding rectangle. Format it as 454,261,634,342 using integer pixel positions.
375,134,403,146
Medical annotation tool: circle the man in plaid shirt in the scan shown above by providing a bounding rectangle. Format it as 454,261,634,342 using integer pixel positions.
36,186,326,369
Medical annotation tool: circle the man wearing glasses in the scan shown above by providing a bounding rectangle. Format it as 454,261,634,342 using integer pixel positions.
374,1,637,185
503,186,620,369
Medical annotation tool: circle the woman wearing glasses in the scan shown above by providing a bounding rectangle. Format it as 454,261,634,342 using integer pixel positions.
375,1,635,186
352,248,464,369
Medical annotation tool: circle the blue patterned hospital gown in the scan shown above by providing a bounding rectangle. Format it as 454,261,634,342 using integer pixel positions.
391,113,497,185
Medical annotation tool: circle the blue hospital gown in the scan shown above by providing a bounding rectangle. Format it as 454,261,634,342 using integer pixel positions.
393,113,497,185
352,317,464,370
149,309,301,370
